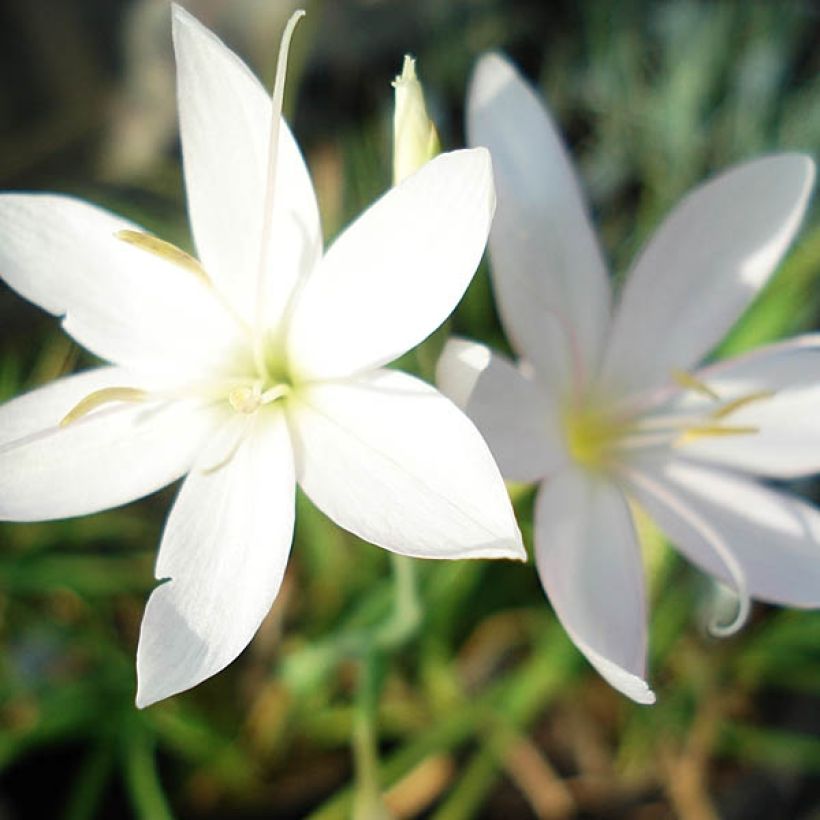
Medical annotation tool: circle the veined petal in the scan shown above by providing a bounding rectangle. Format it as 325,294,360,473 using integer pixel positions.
136,409,295,707
467,53,611,395
172,4,321,325
534,468,655,704
286,149,494,380
436,338,567,482
601,154,815,399
0,194,243,374
627,458,820,608
0,368,217,521
675,336,820,478
288,368,524,560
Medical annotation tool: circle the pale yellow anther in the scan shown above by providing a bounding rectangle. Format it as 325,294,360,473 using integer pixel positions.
60,387,148,427
671,369,720,401
709,389,775,420
676,424,759,446
228,385,262,414
116,230,211,286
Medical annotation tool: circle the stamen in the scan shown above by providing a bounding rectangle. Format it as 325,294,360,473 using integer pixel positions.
228,382,291,415
260,384,291,404
676,424,759,446
255,9,306,332
671,369,720,401
228,384,262,414
621,467,751,637
60,387,148,427
709,390,775,420
116,230,211,286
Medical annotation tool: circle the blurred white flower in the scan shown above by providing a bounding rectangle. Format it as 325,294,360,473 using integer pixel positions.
0,10,524,708
438,52,817,704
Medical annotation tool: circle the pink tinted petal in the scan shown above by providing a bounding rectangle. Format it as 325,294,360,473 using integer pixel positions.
468,53,611,395
436,338,567,482
535,467,654,703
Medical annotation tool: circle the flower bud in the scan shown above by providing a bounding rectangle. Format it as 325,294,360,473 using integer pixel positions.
392,55,440,185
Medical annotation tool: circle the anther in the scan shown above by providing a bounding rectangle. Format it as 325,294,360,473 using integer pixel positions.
60,387,148,427
228,384,262,414
116,230,211,286
671,369,720,401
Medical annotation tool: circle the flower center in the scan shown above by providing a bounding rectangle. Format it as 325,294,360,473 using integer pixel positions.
563,402,627,471
562,372,775,473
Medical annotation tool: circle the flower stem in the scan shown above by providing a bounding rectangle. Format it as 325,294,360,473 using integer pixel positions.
352,652,392,820
376,553,421,649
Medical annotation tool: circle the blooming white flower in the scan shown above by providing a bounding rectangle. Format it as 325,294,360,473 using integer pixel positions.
0,10,524,708
438,52,818,704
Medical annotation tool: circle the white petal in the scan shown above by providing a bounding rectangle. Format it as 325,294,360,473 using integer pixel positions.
0,368,217,521
534,468,655,704
627,458,820,608
136,410,295,707
436,338,567,482
601,154,815,399
288,368,524,560
287,149,494,380
467,53,611,395
0,194,243,374
173,4,321,325
675,336,820,478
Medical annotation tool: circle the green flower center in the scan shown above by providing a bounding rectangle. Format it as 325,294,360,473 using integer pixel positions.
563,402,627,472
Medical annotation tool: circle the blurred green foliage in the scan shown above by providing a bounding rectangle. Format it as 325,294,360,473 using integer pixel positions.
1,0,819,817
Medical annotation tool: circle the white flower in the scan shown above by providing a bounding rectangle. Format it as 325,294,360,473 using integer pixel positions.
438,52,818,704
0,10,524,708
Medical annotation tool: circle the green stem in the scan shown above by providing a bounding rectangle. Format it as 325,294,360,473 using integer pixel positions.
352,653,391,820
309,622,581,820
121,726,174,820
375,554,421,649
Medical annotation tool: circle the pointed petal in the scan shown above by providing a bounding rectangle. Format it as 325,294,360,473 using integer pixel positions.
627,458,820,608
287,149,494,380
172,4,321,325
601,154,815,398
0,368,217,521
0,194,243,374
289,368,524,560
675,335,820,478
535,468,655,704
467,53,611,394
136,410,295,707
436,338,568,482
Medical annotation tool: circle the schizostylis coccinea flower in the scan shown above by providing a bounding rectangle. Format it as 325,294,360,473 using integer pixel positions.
438,52,817,704
0,10,524,707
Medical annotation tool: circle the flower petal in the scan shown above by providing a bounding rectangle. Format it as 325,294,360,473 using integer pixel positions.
674,335,820,478
289,368,524,560
0,368,217,521
436,338,568,482
627,457,820,608
286,149,494,380
601,154,815,399
467,53,611,395
535,468,655,704
136,409,295,707
0,194,243,374
172,4,321,325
